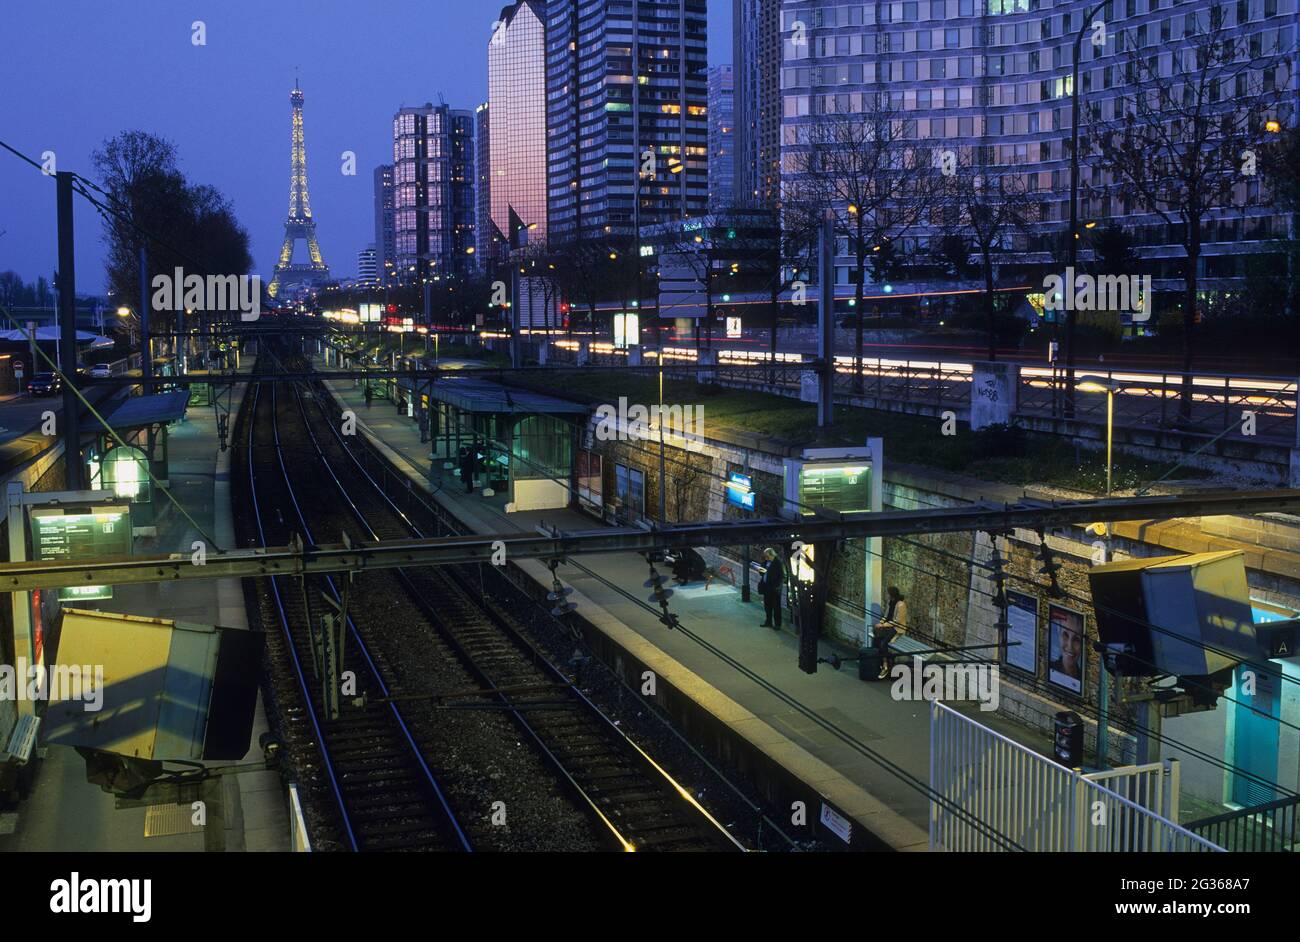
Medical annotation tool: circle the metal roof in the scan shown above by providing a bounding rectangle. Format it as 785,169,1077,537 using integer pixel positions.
425,376,588,415
100,390,191,430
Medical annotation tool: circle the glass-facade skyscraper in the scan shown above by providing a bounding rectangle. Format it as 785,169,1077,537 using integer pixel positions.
708,64,736,211
372,163,395,281
392,103,477,281
734,0,783,206
489,1,550,249
545,0,709,242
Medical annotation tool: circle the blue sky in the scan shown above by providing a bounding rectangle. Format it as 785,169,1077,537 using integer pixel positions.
0,0,731,294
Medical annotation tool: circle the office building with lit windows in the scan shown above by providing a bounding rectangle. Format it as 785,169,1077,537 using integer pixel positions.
708,64,736,210
489,1,550,250
779,0,1299,294
734,0,783,206
545,0,710,242
357,245,378,285
372,163,395,280
392,103,477,282
475,102,502,267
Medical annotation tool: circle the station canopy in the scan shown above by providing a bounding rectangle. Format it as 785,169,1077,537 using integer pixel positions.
99,390,191,432
0,327,114,348
430,376,588,415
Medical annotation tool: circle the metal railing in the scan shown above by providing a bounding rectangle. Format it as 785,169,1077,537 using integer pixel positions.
1018,367,1298,444
530,338,1298,448
1084,759,1180,822
930,701,1223,852
832,356,973,407
1185,794,1300,852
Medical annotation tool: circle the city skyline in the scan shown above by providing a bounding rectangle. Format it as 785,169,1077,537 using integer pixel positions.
0,0,734,293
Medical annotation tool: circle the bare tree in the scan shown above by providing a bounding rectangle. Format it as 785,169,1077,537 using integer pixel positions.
787,99,936,390
938,158,1040,360
1086,2,1290,416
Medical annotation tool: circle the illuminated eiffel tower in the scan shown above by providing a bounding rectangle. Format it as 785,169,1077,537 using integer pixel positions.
268,80,330,299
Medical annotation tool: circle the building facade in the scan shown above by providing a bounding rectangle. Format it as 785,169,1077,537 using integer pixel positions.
392,103,477,282
489,1,550,250
779,0,1299,293
357,245,378,284
372,163,395,282
733,0,783,206
708,64,737,210
475,102,501,267
545,0,710,242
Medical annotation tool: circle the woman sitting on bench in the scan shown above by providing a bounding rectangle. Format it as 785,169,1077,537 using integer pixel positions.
874,586,908,680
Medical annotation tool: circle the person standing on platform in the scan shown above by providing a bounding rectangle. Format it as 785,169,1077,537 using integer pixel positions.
459,444,475,494
364,383,373,409
758,547,786,630
874,586,908,679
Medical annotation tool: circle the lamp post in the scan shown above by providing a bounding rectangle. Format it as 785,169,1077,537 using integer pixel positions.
1078,376,1117,768
1064,0,1110,418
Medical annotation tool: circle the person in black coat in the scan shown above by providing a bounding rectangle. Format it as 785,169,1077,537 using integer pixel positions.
757,547,785,630
458,444,475,493
671,547,707,584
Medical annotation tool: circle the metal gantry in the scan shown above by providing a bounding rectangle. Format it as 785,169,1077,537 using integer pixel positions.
4,488,1300,593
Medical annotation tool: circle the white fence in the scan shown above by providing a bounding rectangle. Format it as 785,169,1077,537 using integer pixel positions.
1084,760,1181,823
929,701,1222,852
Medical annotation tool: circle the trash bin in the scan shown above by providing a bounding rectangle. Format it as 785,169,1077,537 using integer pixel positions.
1054,711,1084,767
858,645,883,682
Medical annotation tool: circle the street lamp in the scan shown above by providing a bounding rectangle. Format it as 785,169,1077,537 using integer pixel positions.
1078,375,1117,768
1077,377,1117,499
1065,0,1110,418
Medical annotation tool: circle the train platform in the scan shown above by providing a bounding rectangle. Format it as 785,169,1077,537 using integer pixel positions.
321,373,1058,851
0,372,289,852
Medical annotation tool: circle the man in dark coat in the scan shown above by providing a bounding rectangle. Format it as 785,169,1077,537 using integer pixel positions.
758,547,785,630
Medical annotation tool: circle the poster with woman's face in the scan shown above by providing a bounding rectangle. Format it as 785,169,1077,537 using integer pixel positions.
1048,604,1085,694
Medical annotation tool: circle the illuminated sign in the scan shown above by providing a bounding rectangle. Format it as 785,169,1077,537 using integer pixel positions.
797,465,872,515
614,312,640,349
725,472,755,510
29,505,132,602
58,584,115,602
725,316,742,338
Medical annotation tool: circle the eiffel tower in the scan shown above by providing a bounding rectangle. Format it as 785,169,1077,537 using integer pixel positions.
268,80,330,299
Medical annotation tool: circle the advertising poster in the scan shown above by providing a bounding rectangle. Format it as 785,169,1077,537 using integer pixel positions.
1003,590,1038,676
1048,603,1086,694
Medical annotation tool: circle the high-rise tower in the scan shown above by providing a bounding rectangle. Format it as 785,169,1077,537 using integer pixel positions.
545,0,708,243
269,80,330,299
488,2,549,249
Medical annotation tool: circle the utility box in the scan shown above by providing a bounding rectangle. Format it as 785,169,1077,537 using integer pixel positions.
43,609,263,761
1089,550,1257,679
1054,711,1084,767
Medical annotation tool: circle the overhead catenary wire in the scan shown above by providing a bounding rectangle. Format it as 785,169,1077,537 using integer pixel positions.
322,368,1024,847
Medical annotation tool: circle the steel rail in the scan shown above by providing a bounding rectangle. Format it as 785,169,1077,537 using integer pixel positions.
267,382,474,852
300,381,745,851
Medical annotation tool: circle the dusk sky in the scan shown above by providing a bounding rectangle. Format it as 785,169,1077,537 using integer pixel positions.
0,0,732,296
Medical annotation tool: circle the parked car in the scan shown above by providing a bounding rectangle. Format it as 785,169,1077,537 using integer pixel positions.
87,364,112,379
27,372,61,396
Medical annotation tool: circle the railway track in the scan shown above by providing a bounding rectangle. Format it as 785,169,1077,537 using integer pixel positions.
242,380,472,852
236,351,744,851
245,352,744,851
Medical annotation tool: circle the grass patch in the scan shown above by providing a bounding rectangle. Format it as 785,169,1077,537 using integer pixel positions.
507,368,1206,494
